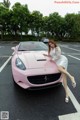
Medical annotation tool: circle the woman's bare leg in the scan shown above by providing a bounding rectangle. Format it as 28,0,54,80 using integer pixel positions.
57,66,76,102
62,73,69,102
58,66,76,87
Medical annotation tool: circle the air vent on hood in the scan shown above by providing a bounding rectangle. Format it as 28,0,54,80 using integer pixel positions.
37,59,46,61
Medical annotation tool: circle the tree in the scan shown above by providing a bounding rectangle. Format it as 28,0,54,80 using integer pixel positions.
29,11,43,36
46,12,64,40
3,0,10,8
11,2,30,39
65,14,77,39
0,4,10,40
74,14,80,40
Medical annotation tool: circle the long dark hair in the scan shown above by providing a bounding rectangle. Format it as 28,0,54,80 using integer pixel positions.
48,39,57,53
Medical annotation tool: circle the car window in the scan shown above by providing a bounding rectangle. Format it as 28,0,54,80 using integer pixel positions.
18,42,48,51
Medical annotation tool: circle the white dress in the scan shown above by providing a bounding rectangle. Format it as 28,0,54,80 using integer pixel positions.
50,46,68,70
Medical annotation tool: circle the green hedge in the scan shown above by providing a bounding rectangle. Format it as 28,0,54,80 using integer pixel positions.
0,34,80,42
0,35,41,41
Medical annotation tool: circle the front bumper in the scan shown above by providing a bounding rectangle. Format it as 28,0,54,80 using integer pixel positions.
27,73,61,84
12,67,63,89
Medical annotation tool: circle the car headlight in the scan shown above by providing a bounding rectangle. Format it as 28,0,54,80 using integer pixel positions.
16,58,26,70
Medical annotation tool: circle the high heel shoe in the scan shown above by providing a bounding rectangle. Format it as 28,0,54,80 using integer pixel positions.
71,76,76,88
72,82,76,88
65,97,69,103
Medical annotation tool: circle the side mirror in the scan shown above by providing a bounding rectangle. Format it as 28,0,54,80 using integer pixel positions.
11,47,15,50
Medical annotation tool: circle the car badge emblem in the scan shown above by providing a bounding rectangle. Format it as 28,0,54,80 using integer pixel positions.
44,76,47,82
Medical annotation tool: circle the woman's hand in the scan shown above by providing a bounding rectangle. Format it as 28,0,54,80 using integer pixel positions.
50,59,53,62
43,53,48,56
43,53,54,62
43,54,51,57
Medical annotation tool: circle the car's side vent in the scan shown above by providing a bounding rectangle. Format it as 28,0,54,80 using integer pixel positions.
37,59,46,61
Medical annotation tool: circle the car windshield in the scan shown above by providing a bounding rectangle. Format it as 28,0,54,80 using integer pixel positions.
18,42,48,51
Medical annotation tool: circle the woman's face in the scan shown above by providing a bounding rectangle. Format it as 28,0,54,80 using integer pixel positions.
49,42,55,48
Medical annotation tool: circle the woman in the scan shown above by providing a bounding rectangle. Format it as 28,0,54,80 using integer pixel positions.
43,39,76,103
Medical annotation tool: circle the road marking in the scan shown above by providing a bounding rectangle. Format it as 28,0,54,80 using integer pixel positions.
59,47,80,120
62,52,65,54
59,81,80,120
67,87,80,112
0,56,11,58
68,55,80,60
59,112,80,120
62,52,80,56
60,45,80,52
0,46,4,48
0,56,12,72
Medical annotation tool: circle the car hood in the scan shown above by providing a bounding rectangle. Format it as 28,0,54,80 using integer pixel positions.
17,51,57,69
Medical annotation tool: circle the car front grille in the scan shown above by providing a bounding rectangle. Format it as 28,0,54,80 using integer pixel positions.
27,73,61,85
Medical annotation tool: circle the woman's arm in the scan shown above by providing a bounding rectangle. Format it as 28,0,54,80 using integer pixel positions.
43,53,51,57
43,50,52,57
52,46,61,60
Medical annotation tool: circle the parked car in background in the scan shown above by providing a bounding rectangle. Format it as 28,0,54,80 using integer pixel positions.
41,38,49,43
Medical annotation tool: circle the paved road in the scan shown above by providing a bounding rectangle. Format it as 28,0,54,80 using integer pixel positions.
0,42,80,120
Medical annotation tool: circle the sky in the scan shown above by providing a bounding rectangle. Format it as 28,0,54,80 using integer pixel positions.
0,0,80,16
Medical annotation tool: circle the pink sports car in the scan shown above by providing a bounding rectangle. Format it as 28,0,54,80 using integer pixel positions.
11,41,63,89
